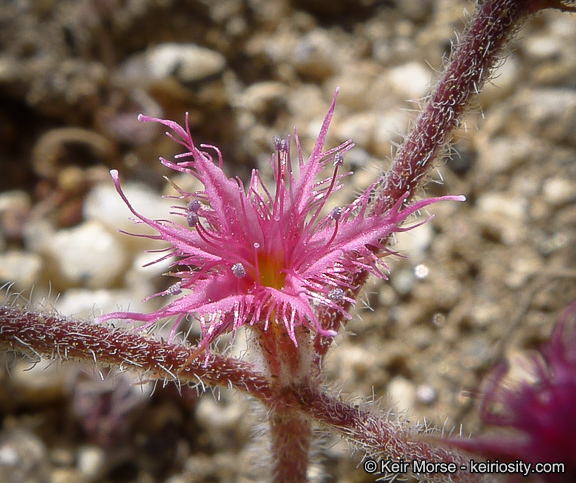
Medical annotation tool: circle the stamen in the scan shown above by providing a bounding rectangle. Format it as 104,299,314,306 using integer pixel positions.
169,282,182,295
321,206,342,250
187,211,199,227
273,137,289,214
253,242,261,284
308,153,343,228
328,288,345,302
333,152,343,167
188,199,202,212
331,206,342,221
187,199,201,227
274,136,288,154
232,262,247,278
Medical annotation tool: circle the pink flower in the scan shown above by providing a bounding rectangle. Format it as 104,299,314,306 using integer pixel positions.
97,91,463,354
447,302,576,481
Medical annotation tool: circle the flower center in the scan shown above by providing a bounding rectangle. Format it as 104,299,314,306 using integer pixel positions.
256,249,286,290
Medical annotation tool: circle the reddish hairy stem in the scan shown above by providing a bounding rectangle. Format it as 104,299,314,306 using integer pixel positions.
251,323,306,383
0,305,272,398
285,384,481,483
1,304,479,478
269,411,312,483
314,0,561,364
251,324,318,481
374,0,530,213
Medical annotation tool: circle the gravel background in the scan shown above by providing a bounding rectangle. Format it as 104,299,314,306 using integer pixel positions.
1,1,576,482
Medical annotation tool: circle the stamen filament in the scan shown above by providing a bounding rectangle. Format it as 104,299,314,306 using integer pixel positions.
307,154,342,229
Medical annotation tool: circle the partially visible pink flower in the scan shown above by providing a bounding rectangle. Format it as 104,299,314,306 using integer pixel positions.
97,91,463,354
447,302,576,481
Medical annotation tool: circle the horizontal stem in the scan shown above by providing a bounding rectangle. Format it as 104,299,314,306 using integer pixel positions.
1,305,478,480
0,305,272,398
287,384,481,483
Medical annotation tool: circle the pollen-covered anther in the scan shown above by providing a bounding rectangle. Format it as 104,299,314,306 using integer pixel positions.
168,282,182,296
232,263,247,279
187,211,199,227
186,199,202,227
328,288,345,302
274,136,288,154
330,206,342,221
188,199,202,212
333,152,343,167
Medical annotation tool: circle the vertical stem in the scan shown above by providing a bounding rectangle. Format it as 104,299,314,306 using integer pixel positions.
374,0,531,215
250,324,315,481
270,410,312,483
314,0,553,366
251,323,307,383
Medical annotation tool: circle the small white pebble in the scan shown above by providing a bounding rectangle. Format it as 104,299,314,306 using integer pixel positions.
386,62,431,100
387,376,416,414
0,445,19,466
414,264,429,280
0,250,43,290
476,192,527,221
56,288,150,320
77,446,105,479
543,177,576,206
391,269,415,296
48,221,127,289
416,384,437,405
147,43,226,82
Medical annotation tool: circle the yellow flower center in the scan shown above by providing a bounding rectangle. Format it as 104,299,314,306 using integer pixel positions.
256,251,286,290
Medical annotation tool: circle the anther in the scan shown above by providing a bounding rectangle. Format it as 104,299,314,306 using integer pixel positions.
328,288,345,302
187,199,201,227
333,152,343,167
187,210,199,227
331,206,342,221
232,263,247,279
168,282,182,295
274,137,288,153
188,199,201,212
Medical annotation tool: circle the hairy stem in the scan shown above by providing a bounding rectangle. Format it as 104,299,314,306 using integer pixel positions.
287,384,481,483
374,0,544,213
0,305,273,398
314,0,570,365
251,324,318,479
269,410,312,483
0,305,480,478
